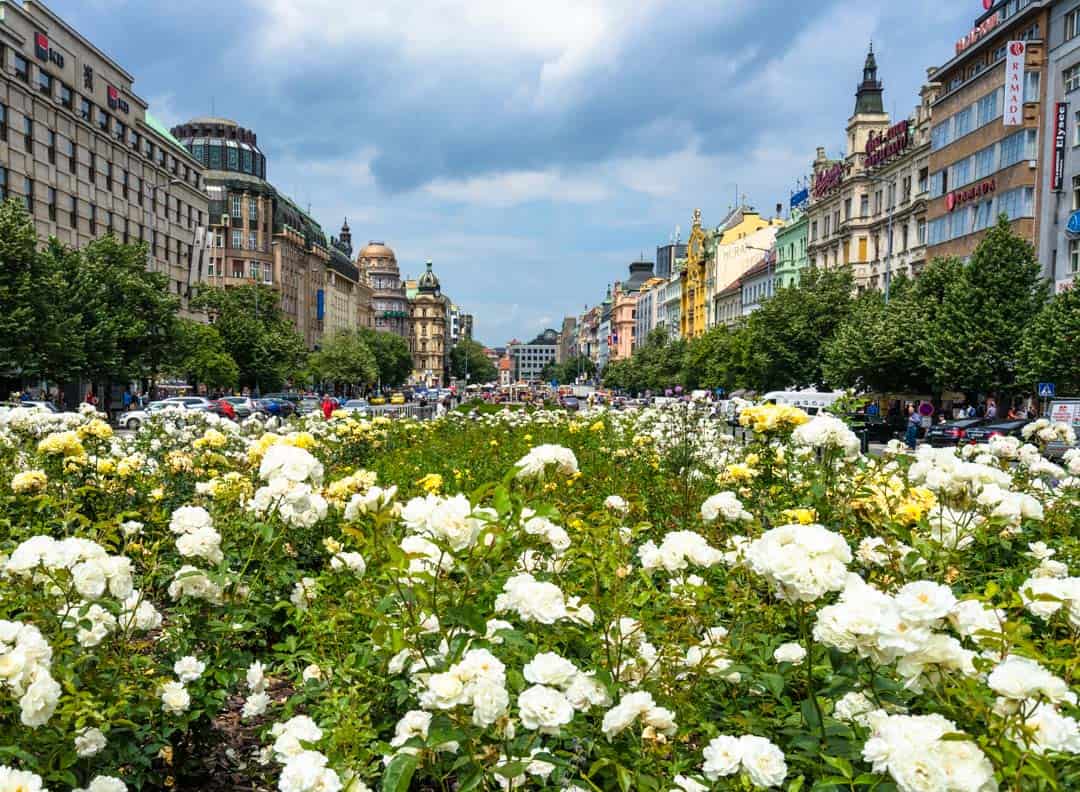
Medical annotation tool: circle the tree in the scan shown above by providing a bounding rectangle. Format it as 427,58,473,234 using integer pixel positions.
359,328,413,388
924,216,1048,396
449,339,497,384
683,324,749,393
541,355,596,386
168,319,239,391
192,284,306,394
741,266,855,392
1018,285,1080,393
308,330,378,392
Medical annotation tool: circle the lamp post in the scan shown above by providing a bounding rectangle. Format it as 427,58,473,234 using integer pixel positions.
745,244,776,298
866,173,897,304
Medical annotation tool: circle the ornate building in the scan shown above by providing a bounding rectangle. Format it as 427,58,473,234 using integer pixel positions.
409,260,448,387
338,220,375,329
359,241,408,338
679,209,708,339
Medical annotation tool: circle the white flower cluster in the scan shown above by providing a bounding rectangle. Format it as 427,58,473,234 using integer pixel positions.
1022,419,1077,446
638,531,723,573
168,565,224,605
601,691,677,742
268,716,341,792
745,524,852,602
700,491,753,524
814,575,982,690
6,536,133,600
416,649,509,728
249,445,328,528
343,485,398,519
1065,448,1080,476
401,494,491,552
862,712,995,792
908,446,1013,497
683,626,739,681
170,505,223,566
494,573,594,626
514,444,579,480
521,512,571,554
0,766,47,791
242,660,271,720
702,734,788,789
74,776,127,792
259,444,325,486
792,414,861,459
74,726,107,758
0,620,59,728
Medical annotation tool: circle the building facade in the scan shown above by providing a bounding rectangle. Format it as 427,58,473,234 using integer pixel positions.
774,210,809,288
926,0,1051,262
558,316,577,363
679,209,709,338
1038,0,1080,287
409,261,448,387
359,241,409,338
511,329,559,382
740,255,777,316
657,269,682,339
0,0,209,312
655,241,687,280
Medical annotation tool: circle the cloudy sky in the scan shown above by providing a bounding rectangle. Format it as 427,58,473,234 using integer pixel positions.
51,0,976,344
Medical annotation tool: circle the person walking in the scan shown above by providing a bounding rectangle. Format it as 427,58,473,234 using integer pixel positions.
905,404,920,450
321,394,335,420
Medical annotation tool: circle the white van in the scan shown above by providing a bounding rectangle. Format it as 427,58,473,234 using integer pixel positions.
761,390,845,416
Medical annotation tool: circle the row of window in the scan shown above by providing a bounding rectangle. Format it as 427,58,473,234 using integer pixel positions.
5,48,201,188
931,87,1007,152
0,102,204,228
946,16,1040,94
205,260,274,284
926,187,1035,245
928,128,1038,198
189,142,267,179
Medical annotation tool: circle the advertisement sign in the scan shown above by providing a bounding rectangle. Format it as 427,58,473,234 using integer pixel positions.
1051,402,1079,426
1004,41,1026,126
107,86,130,115
1054,102,1069,191
316,289,325,321
866,121,912,168
33,32,65,67
790,188,809,210
812,162,846,200
957,11,1001,54
945,179,996,212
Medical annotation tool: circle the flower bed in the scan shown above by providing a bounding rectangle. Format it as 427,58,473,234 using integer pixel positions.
0,402,1079,791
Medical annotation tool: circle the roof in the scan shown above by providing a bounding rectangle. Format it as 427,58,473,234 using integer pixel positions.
186,116,240,126
741,258,773,281
716,277,743,298
144,113,195,161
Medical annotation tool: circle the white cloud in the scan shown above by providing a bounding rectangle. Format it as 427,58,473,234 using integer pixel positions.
424,168,610,207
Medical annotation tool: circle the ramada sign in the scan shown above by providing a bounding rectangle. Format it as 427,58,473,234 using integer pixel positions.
946,179,996,212
866,121,911,168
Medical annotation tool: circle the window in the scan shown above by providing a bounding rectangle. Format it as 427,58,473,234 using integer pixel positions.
47,188,56,221
208,145,222,169
114,120,124,142
1067,64,1080,94
22,177,33,212
231,229,242,249
874,191,883,215
901,175,911,202
0,104,5,143
1023,71,1040,103
0,167,5,201
122,170,129,199
843,197,852,220
931,120,951,151
227,145,239,170
823,215,830,237
974,145,997,180
901,224,909,251
928,217,948,245
38,70,52,96
129,129,138,149
859,194,869,217
14,53,29,83
953,106,973,138
88,204,96,234
973,199,995,232
1068,8,1080,42
231,196,242,218
97,110,108,132
88,152,96,184
918,167,929,195
69,195,77,228
136,177,144,207
248,231,257,250
949,157,971,189
1073,175,1080,210
1000,129,1037,168
975,88,1002,127
950,207,971,240
1071,239,1080,273
23,116,32,153
46,130,55,164
917,219,926,245
66,138,76,174
59,82,72,109
106,162,113,191
249,198,258,222
80,98,92,122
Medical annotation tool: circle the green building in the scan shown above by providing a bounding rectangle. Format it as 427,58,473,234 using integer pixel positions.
774,209,808,289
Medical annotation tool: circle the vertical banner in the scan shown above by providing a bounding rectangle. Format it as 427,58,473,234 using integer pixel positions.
1054,102,1069,190
1004,41,1026,126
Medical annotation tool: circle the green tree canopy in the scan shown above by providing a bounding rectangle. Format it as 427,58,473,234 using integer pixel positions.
359,328,413,388
540,355,596,386
1017,284,1080,394
167,318,239,391
309,330,379,391
449,339,497,384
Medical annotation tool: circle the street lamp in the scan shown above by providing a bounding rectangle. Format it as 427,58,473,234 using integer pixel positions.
744,244,776,298
865,173,897,304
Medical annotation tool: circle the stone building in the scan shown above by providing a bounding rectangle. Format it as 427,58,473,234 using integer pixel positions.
409,260,448,387
359,241,408,338
0,0,208,312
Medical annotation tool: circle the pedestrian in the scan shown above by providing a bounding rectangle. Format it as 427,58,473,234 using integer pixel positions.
905,404,920,450
1007,405,1020,420
966,403,976,418
85,389,97,407
122,390,132,411
321,394,334,420
985,399,997,420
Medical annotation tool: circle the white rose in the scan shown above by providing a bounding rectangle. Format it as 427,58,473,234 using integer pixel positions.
702,735,743,780
773,643,807,664
75,726,108,758
173,655,206,683
738,735,788,789
160,681,191,715
517,685,574,734
523,652,579,689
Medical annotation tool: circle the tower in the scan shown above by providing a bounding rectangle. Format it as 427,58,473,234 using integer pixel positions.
339,218,352,258
855,43,884,116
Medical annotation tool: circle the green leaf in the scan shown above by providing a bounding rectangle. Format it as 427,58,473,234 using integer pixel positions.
380,753,417,792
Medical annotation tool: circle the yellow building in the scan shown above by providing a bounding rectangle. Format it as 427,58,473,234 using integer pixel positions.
679,209,708,339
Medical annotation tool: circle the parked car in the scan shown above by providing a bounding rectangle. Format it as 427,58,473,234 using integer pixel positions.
161,397,214,411
263,393,303,412
300,397,322,415
390,393,406,405
340,399,370,414
370,395,387,406
207,399,236,420
118,401,173,430
924,417,988,447
222,397,259,419
255,398,296,418
965,419,1031,445
560,396,580,411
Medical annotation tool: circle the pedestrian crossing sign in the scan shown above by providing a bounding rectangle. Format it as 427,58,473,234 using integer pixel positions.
1038,383,1056,398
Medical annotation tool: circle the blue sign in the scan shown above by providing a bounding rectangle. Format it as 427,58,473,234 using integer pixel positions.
1039,382,1056,398
790,188,809,210
316,289,325,321
1068,211,1080,237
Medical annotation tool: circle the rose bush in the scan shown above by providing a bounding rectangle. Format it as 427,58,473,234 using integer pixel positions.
0,400,1078,791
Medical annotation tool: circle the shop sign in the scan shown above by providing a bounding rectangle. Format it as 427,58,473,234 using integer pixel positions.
956,12,1001,54
866,120,911,168
1054,102,1068,191
107,86,130,114
1004,41,1026,126
812,162,847,200
945,179,996,212
33,32,64,68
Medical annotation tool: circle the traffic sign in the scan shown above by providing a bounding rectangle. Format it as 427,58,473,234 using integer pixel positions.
1038,383,1056,398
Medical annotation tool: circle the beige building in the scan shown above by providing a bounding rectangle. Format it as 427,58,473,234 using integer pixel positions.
359,241,408,338
0,0,208,312
409,261,448,387
708,225,780,324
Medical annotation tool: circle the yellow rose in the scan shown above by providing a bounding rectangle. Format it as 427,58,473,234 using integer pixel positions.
416,473,443,493
11,470,47,494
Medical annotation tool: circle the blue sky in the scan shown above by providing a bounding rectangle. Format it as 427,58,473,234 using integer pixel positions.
52,0,975,344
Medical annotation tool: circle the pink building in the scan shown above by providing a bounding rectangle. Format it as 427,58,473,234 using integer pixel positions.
608,261,656,362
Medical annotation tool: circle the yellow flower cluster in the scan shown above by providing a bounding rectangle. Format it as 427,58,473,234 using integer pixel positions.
780,507,818,525
193,428,228,450
895,486,937,525
11,470,47,495
416,473,444,493
77,418,114,441
738,404,810,434
201,471,253,503
165,451,194,473
37,431,86,458
326,469,378,501
720,463,759,483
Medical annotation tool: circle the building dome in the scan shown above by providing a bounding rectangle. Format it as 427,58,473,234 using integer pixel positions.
417,260,441,294
360,241,396,261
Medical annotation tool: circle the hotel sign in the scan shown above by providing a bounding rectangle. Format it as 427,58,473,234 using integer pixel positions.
107,86,130,115
33,32,65,68
1054,102,1068,191
812,162,847,200
866,121,912,168
1004,41,1026,126
956,12,1001,54
946,179,996,212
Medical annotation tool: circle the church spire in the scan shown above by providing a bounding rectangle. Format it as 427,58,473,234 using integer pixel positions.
339,217,352,257
855,42,884,115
